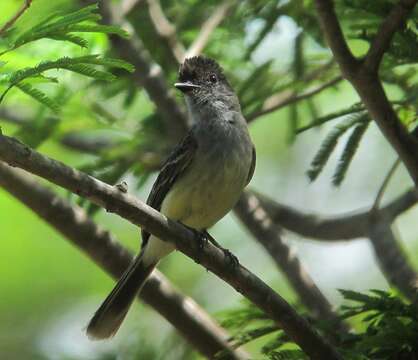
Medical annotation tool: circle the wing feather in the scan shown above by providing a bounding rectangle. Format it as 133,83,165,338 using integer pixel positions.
141,133,197,247
246,144,256,186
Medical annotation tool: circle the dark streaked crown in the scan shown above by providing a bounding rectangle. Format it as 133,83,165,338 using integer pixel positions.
178,56,229,86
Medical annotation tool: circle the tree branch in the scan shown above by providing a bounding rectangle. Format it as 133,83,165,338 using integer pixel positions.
234,193,349,339
121,0,142,17
0,162,246,359
253,189,418,241
313,0,359,77
368,214,418,299
252,190,418,299
0,0,32,36
0,108,28,125
184,0,236,58
314,0,418,187
0,134,341,359
95,0,189,140
146,0,185,63
247,76,342,122
363,0,418,72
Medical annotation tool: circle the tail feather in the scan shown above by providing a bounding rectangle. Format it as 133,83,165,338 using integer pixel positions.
87,254,156,340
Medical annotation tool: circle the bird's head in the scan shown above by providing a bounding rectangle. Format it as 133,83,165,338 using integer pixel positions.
175,56,237,112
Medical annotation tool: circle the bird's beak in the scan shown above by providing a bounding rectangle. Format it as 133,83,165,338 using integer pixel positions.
174,82,201,93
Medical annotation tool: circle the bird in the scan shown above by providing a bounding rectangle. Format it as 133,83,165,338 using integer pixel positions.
86,55,256,340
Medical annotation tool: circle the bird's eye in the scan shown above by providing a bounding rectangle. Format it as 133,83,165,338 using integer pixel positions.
209,73,217,83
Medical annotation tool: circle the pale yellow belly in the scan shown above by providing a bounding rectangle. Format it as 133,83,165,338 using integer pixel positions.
142,170,246,265
161,162,247,230
142,141,251,265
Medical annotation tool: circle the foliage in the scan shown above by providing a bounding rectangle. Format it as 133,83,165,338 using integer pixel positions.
219,290,418,359
0,3,133,114
307,112,370,184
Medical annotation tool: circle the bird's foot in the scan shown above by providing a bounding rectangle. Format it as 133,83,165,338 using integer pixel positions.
202,230,239,268
196,230,209,251
221,248,239,268
180,223,208,263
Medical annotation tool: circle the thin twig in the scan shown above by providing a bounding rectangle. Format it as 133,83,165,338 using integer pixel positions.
147,0,185,63
0,162,246,360
0,134,342,360
185,0,236,59
0,0,32,37
363,0,418,72
247,76,342,122
371,158,402,213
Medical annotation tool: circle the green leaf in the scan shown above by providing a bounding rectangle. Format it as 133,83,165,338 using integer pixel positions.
268,350,308,360
82,57,135,73
14,4,101,47
332,118,370,186
15,82,60,113
67,24,129,38
46,34,88,48
62,64,116,81
306,112,366,182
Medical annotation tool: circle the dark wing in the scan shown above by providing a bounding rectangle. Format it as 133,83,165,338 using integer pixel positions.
141,133,198,247
246,144,256,186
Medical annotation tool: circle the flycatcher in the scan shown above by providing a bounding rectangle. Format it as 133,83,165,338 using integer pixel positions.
87,56,256,339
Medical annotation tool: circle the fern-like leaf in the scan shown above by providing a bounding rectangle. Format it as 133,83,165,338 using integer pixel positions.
81,57,135,73
5,55,132,90
47,34,88,48
62,64,116,81
268,350,308,360
66,24,129,38
15,83,60,113
332,118,370,186
307,112,366,182
13,4,101,48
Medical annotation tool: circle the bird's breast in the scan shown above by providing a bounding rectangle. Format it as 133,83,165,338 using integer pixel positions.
161,139,251,230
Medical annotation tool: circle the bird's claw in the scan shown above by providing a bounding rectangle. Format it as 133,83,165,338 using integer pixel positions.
197,231,209,251
222,248,239,268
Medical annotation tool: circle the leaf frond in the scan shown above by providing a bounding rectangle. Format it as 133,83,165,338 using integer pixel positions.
15,82,60,113
307,112,367,182
332,118,370,186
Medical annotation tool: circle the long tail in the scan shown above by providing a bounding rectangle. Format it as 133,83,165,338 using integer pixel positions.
86,253,156,340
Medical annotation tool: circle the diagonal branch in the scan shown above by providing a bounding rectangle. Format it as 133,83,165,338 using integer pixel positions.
313,0,359,77
0,107,28,125
0,134,342,359
96,0,189,140
234,193,349,339
253,189,418,241
252,189,418,299
368,214,418,299
0,0,32,36
185,0,236,58
364,0,418,72
314,0,418,188
146,0,185,63
0,162,246,359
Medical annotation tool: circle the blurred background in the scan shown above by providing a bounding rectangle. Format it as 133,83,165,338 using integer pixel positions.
0,0,417,359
